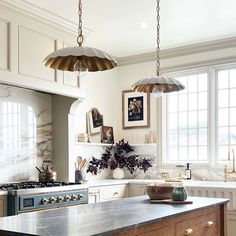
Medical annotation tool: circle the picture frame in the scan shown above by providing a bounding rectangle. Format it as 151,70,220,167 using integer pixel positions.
101,126,114,144
122,90,150,129
87,107,104,134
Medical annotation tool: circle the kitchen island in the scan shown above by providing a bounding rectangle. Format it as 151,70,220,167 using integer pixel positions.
0,196,228,236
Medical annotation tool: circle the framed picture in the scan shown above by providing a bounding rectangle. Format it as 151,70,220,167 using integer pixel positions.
122,90,150,129
101,126,114,144
87,108,103,134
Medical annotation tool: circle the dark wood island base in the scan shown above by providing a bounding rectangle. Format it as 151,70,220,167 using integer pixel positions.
112,204,227,236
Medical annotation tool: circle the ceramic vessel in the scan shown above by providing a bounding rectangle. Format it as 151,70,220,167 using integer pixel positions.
172,186,188,201
112,168,125,179
75,170,86,183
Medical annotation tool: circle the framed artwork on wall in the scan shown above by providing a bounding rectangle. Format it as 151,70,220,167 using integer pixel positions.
122,90,150,129
87,107,103,134
101,126,114,144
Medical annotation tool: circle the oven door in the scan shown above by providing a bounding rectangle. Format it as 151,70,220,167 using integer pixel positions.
8,189,88,215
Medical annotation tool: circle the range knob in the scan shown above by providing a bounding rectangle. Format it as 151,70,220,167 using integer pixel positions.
49,197,57,204
41,198,49,205
78,194,85,200
57,196,64,203
64,195,71,202
71,195,78,201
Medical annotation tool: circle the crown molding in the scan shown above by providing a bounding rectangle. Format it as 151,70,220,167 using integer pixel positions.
0,0,92,37
118,37,236,66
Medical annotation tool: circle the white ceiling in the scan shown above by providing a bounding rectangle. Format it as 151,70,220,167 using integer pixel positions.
24,0,236,58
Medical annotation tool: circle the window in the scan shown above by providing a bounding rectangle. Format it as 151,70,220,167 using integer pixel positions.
217,68,236,161
0,102,36,152
163,64,236,166
166,72,208,164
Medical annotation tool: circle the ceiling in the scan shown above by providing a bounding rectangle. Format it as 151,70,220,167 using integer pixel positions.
24,0,236,58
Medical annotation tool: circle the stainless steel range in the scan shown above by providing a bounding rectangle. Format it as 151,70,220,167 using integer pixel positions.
0,182,88,216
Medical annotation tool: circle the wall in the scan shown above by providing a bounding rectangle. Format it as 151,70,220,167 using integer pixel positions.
116,42,236,181
75,68,120,143
0,85,52,182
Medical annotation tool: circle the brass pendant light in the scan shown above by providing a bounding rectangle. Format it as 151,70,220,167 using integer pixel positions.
132,0,184,95
43,0,117,73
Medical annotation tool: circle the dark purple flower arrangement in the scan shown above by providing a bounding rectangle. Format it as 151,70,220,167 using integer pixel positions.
86,139,153,175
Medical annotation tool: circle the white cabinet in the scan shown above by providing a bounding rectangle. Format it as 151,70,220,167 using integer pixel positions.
100,184,128,202
0,195,7,217
89,187,101,204
0,3,84,98
89,184,128,203
128,184,147,197
0,19,9,71
18,26,56,82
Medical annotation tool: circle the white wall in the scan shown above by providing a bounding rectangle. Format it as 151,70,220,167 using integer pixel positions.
75,68,120,143
117,61,159,144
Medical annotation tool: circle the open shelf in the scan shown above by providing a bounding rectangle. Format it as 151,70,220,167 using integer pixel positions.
74,142,156,147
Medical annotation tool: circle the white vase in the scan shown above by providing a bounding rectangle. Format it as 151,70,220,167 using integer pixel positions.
112,168,125,179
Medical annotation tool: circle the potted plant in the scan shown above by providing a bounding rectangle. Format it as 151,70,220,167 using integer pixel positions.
86,139,152,179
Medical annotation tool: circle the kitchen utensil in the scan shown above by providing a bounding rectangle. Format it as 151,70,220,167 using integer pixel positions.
80,159,87,170
150,199,192,204
35,167,42,173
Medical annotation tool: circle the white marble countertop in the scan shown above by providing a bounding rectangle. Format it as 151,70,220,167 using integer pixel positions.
0,191,7,196
88,178,236,188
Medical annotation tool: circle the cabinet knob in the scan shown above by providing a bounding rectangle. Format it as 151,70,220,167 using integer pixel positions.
184,228,193,235
206,221,214,227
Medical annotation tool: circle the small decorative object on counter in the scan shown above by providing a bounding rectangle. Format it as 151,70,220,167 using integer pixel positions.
37,160,57,182
86,139,153,179
75,156,87,183
77,133,89,142
185,163,191,180
146,183,173,200
75,170,86,183
172,186,188,201
112,168,125,179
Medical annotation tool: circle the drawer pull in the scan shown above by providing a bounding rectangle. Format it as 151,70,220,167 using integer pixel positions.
184,228,193,235
206,221,214,227
113,192,118,195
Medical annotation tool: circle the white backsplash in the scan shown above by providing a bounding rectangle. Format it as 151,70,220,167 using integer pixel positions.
74,142,229,182
0,86,52,182
74,143,157,181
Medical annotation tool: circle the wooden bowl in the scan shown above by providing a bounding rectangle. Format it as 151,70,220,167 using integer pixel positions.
146,185,174,200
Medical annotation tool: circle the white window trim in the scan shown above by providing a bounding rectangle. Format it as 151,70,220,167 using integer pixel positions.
159,63,236,168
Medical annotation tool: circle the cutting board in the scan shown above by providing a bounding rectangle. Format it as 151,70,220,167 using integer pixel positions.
150,199,193,204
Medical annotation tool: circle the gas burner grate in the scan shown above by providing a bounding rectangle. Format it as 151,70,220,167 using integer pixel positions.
0,181,81,190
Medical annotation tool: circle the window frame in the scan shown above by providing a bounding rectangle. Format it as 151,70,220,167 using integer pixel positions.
160,63,236,168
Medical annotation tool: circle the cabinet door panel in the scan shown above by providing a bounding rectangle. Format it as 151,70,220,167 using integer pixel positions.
101,185,128,201
0,19,9,71
18,26,56,81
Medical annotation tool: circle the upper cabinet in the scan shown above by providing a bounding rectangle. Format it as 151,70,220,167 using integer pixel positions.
0,19,9,71
0,3,84,98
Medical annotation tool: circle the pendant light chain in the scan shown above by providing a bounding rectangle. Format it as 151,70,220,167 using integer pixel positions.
77,0,84,47
156,0,160,76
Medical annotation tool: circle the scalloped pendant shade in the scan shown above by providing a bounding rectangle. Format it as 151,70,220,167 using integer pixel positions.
132,76,185,93
131,0,185,95
43,0,117,73
43,46,117,72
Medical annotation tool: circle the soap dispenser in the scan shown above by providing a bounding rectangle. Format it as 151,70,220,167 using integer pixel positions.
185,163,191,180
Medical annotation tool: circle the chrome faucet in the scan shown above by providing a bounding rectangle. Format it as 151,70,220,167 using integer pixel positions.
224,148,236,181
